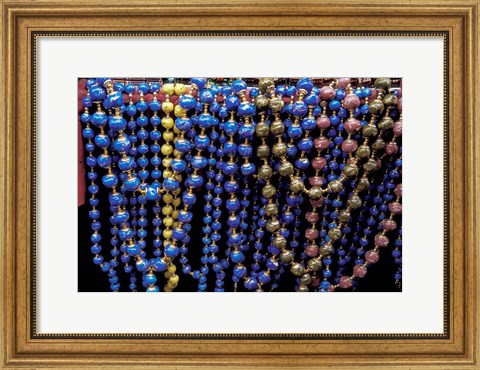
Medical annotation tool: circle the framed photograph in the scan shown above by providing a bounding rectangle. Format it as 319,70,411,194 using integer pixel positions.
1,0,478,368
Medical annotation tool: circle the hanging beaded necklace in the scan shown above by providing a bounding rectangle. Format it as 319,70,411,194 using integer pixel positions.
79,77,402,292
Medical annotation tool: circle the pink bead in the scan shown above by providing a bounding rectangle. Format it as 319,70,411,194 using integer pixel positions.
375,159,382,170
353,264,367,278
343,93,360,109
370,89,377,99
305,244,319,258
305,211,319,223
311,157,327,171
337,78,351,89
341,139,358,154
310,276,320,288
320,86,335,100
310,198,324,207
327,285,334,292
388,202,402,214
394,184,402,198
398,97,402,111
365,250,380,264
385,142,398,155
393,121,402,137
339,276,353,289
374,233,389,247
397,87,402,98
381,219,397,231
316,115,330,129
309,176,323,187
344,118,361,134
346,157,356,165
314,136,329,151
305,228,319,241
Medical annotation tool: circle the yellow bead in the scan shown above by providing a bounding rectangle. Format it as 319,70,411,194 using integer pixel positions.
163,131,174,141
162,83,175,96
173,188,181,196
163,193,173,204
174,105,186,118
169,274,179,285
168,264,177,274
163,169,173,179
163,229,173,239
161,144,173,156
162,157,172,168
163,216,174,227
162,205,173,216
163,240,170,247
162,101,174,113
174,83,186,95
175,174,182,182
164,272,171,279
172,210,179,219
172,198,181,207
162,116,174,129
173,149,181,157
167,281,177,289
164,286,172,292
173,126,180,134
173,221,180,229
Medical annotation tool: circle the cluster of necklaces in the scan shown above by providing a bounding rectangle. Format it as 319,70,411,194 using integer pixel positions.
80,77,402,292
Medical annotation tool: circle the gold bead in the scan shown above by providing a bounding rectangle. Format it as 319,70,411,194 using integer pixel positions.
162,116,174,129
163,229,173,239
163,216,174,227
162,83,175,96
174,105,185,118
174,83,186,95
163,193,173,204
168,264,177,274
162,205,173,215
163,169,173,178
161,144,173,156
162,157,172,168
172,198,181,207
163,131,174,141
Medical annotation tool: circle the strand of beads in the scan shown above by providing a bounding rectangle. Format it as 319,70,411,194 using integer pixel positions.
81,81,120,290
333,182,402,290
194,81,217,291
209,90,229,291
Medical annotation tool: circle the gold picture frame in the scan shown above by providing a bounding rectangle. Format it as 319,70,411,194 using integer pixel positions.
1,0,478,368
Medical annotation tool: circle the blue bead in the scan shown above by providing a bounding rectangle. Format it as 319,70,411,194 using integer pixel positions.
233,264,247,278
175,138,193,153
136,258,149,272
292,101,308,117
296,78,313,93
225,95,240,111
362,88,372,98
336,89,346,100
329,100,341,111
194,134,210,150
249,87,259,98
198,113,214,129
238,102,256,117
90,85,106,101
199,88,215,104
164,244,179,258
244,277,258,291
232,79,247,93
190,78,207,90
179,94,196,110
288,124,303,139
